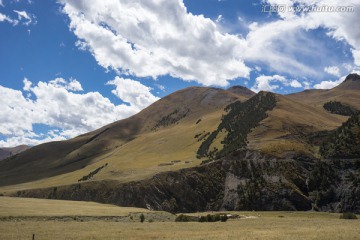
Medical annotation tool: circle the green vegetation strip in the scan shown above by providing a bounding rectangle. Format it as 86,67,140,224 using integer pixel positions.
197,92,277,159
320,112,360,158
323,101,359,116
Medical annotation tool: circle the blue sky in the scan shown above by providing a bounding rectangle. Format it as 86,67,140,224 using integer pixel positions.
0,0,359,147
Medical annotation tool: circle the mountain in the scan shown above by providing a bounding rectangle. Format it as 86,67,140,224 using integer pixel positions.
227,86,256,100
0,145,30,161
1,74,360,213
287,73,360,111
0,87,252,189
335,73,360,90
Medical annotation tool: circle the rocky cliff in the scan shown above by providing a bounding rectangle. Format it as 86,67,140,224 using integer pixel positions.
14,150,360,214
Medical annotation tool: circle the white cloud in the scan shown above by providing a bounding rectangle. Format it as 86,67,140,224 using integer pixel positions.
0,0,3,7
324,66,340,77
23,77,32,91
313,76,345,89
60,0,250,87
352,49,360,67
13,10,34,25
0,12,6,21
215,15,224,23
48,78,83,91
260,0,360,72
0,77,159,147
289,79,302,88
0,12,14,24
251,74,287,92
155,84,165,91
303,81,311,89
58,0,360,88
106,77,159,111
1,9,36,26
251,74,303,92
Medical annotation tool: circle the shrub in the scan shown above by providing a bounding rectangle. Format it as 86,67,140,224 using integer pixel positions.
340,212,358,219
175,214,199,222
199,216,207,222
220,214,228,222
140,213,145,223
175,214,189,222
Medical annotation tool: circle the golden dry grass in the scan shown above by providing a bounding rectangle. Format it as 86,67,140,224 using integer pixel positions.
1,197,359,240
248,94,347,157
1,213,359,240
0,197,151,217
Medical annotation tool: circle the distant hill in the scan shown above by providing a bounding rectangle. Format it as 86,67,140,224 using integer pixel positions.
0,145,30,161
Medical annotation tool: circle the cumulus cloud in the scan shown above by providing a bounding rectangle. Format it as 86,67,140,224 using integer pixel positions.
23,77,32,91
106,77,160,111
324,66,340,77
47,78,83,91
313,76,344,89
260,0,360,74
251,74,287,92
251,74,303,92
352,49,360,67
289,80,302,88
60,0,250,86
59,0,360,87
0,77,158,147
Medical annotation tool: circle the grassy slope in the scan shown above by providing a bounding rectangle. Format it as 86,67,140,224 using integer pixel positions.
0,197,151,217
0,87,246,192
287,88,360,111
2,79,360,193
248,94,347,157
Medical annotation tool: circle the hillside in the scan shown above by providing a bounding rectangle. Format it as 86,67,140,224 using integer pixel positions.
0,145,30,161
1,74,360,214
0,87,253,190
287,74,360,111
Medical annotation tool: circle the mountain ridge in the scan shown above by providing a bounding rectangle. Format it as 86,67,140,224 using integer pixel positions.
0,74,359,214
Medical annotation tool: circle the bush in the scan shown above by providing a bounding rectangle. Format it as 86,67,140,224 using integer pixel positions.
199,216,207,222
220,214,228,222
175,214,189,222
175,214,199,222
340,212,358,219
140,213,145,223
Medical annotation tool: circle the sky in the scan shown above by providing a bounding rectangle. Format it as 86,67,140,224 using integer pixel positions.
0,0,360,147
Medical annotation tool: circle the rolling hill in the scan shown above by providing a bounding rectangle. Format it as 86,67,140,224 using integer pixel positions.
0,87,253,190
0,145,30,161
1,73,360,213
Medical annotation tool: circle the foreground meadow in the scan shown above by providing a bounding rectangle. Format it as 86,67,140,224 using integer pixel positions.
0,197,359,240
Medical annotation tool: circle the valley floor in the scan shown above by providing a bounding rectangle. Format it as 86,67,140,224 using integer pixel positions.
0,197,359,240
1,216,360,240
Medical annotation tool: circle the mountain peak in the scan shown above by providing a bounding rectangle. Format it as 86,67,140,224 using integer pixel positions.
227,86,255,98
344,73,360,82
335,73,360,90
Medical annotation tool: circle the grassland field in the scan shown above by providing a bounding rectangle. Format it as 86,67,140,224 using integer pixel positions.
0,197,359,240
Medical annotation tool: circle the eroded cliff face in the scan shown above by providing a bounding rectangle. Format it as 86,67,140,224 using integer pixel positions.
14,151,360,214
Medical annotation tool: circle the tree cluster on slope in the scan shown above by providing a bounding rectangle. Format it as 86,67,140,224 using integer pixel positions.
323,101,359,116
320,113,360,158
197,92,277,159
